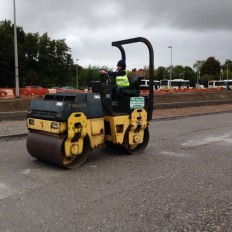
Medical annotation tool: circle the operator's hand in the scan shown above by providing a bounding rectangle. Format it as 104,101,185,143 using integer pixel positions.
99,69,107,75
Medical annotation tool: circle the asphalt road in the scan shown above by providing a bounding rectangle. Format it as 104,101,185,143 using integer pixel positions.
0,113,232,231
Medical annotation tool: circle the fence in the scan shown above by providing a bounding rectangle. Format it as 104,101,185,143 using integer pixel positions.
0,86,229,99
0,87,88,98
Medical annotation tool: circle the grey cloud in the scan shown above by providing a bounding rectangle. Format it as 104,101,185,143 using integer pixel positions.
9,0,232,36
119,0,232,31
1,0,231,69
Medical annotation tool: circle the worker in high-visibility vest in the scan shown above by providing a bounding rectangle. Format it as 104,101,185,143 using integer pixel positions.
100,60,130,100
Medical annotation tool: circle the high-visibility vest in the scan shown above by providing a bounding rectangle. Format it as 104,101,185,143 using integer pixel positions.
116,70,130,87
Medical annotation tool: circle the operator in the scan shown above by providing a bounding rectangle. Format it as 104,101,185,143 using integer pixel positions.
99,60,130,100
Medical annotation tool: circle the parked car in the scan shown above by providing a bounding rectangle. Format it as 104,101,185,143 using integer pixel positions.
50,87,63,93
60,86,76,90
195,84,205,89
0,89,7,97
24,86,49,96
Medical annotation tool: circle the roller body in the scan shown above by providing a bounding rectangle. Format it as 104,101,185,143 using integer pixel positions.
26,94,149,168
26,37,155,168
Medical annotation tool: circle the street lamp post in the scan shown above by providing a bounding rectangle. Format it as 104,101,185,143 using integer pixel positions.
13,0,19,97
76,59,79,89
168,46,172,80
197,70,200,84
143,66,146,79
226,59,229,90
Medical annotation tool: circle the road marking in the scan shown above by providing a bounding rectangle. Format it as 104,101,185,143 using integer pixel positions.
161,151,189,158
21,169,31,175
0,182,11,200
183,133,232,147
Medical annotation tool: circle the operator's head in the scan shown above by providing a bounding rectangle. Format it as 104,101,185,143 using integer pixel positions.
117,60,126,70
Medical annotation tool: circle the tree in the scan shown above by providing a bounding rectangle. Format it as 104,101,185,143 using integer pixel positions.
23,32,39,85
157,66,167,80
0,20,74,87
173,65,185,79
183,66,196,86
200,57,221,79
54,39,73,86
221,59,232,80
0,20,25,87
193,60,205,72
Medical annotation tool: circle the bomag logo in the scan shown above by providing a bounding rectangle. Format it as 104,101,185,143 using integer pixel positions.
68,103,87,108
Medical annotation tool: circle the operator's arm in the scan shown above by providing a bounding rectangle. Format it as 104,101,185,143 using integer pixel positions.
108,70,126,77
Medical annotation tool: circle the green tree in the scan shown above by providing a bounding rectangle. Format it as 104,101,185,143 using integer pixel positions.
34,33,73,87
193,60,205,71
199,74,211,87
54,39,73,87
0,21,74,87
0,20,25,87
0,20,14,87
200,57,221,79
222,59,232,80
157,66,167,80
23,32,39,85
37,33,55,85
193,60,205,84
183,66,196,87
172,65,185,79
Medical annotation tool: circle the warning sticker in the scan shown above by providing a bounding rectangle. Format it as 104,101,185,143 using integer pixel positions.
130,97,144,109
56,102,63,106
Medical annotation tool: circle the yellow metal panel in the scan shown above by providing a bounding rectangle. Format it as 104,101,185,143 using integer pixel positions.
27,118,66,134
128,109,148,145
90,118,104,136
65,112,87,157
87,118,105,149
104,115,130,144
104,109,148,146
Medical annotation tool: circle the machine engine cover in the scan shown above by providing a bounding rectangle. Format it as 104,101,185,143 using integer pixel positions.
27,92,103,121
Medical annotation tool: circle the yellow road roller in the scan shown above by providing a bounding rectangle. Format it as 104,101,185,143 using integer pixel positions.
26,37,154,168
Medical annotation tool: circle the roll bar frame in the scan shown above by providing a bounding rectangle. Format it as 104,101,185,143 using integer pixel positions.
112,37,154,121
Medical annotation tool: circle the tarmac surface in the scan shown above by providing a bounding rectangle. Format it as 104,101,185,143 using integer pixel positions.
0,112,231,231
1,93,232,231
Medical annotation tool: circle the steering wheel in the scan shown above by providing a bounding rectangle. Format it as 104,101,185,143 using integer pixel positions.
100,69,111,84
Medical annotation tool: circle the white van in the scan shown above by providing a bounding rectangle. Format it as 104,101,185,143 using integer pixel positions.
195,84,205,89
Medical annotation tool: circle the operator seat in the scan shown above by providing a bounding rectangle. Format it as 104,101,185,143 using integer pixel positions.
119,75,142,97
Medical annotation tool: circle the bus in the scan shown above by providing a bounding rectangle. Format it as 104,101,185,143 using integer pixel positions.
140,79,160,90
160,79,190,90
208,80,232,90
225,80,232,90
208,80,226,90
208,80,232,89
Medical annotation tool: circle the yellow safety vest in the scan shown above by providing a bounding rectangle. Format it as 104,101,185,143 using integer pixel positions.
116,70,130,87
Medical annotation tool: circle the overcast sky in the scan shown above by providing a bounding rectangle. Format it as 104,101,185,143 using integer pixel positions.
1,0,232,70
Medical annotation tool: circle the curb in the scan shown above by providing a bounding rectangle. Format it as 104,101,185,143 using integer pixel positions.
1,99,232,120
0,133,28,141
154,99,232,109
0,111,27,121
153,110,232,121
